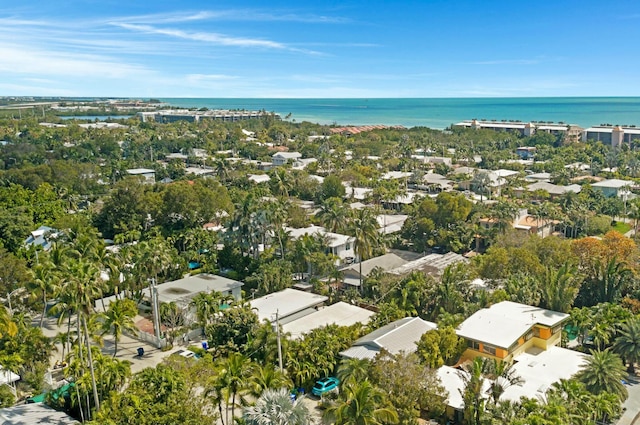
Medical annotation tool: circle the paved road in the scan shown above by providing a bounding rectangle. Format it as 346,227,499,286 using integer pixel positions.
617,374,640,425
35,315,183,377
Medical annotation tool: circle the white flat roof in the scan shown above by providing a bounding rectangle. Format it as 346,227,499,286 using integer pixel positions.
285,226,352,248
591,178,632,188
126,168,155,174
456,301,568,349
248,174,271,183
250,288,328,323
155,274,243,305
503,346,587,401
437,346,587,410
282,302,375,339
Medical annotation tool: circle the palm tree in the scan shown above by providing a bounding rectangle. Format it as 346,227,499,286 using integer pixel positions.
100,299,138,357
589,257,632,304
0,306,17,340
317,198,350,234
613,318,640,373
485,359,523,405
458,357,489,425
29,259,59,328
538,263,581,313
218,352,252,425
244,387,313,425
248,364,292,398
190,291,224,328
324,380,398,425
349,208,380,289
576,349,628,401
337,357,370,386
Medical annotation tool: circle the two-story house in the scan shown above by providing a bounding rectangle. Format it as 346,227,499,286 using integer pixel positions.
456,301,568,363
286,225,355,265
272,151,302,166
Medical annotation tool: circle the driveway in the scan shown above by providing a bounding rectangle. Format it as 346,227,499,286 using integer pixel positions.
617,373,640,425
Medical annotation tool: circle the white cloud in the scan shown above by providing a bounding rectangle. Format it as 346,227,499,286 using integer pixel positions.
114,23,287,49
0,43,153,78
112,9,350,24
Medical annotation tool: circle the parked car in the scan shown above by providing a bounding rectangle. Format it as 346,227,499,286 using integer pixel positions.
312,377,340,396
175,349,196,359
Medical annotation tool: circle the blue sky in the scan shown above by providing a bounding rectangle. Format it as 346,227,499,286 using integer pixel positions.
2,0,640,98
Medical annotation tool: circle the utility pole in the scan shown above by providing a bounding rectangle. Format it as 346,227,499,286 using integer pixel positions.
150,278,161,345
275,310,283,373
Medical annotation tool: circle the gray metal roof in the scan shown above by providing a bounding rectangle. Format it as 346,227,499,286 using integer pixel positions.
341,253,407,278
341,317,437,359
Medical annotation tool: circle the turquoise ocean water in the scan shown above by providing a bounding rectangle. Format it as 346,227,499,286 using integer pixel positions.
159,97,640,130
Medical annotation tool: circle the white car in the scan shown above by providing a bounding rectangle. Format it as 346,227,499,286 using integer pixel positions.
175,349,196,359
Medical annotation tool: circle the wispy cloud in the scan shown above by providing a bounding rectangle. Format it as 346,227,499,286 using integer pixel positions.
112,9,350,24
113,23,322,55
469,59,542,65
0,43,153,78
114,23,286,49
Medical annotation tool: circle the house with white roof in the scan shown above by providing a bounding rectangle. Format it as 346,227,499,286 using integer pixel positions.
126,168,155,183
250,288,328,324
286,225,356,265
272,151,302,166
456,301,569,363
248,174,271,184
282,301,375,339
292,157,317,170
437,301,585,422
591,178,633,198
524,181,582,198
376,214,409,234
388,252,467,276
340,317,437,360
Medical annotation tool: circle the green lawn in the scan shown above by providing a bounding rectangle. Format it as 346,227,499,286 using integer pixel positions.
611,221,632,234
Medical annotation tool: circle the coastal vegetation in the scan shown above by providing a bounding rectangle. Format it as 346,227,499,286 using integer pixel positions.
0,102,639,424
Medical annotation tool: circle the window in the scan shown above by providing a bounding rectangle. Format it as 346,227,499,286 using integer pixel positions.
483,344,496,356
345,243,351,250
468,340,480,351
525,330,534,341
552,325,562,334
533,327,541,338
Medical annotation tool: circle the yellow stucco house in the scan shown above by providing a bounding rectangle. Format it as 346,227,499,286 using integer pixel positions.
456,301,569,363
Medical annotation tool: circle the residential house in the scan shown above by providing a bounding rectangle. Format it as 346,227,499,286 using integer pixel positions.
340,253,409,288
455,301,569,363
250,288,328,324
376,214,409,235
282,302,375,339
272,151,302,166
126,168,155,183
438,301,586,422
413,173,454,193
24,226,60,252
286,225,356,265
388,252,467,276
523,181,581,199
591,178,632,198
516,146,536,160
340,317,437,360
292,157,318,170
512,209,559,238
248,174,271,184
525,172,551,183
